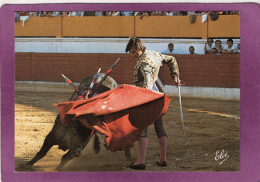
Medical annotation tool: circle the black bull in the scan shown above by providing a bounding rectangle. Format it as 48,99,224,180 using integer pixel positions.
26,73,130,170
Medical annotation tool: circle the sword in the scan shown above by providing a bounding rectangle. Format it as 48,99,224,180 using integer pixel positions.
156,78,185,136
178,84,186,136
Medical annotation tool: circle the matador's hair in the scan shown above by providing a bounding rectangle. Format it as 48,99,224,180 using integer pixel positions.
125,37,146,53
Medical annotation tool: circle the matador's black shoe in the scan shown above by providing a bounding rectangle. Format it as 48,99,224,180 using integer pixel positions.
129,162,146,170
156,161,167,167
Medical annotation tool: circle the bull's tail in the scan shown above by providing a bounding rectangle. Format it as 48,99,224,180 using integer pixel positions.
93,133,101,154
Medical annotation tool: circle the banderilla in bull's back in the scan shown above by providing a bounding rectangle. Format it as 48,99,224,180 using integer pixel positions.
61,74,78,91
85,68,101,99
61,57,120,99
93,57,120,92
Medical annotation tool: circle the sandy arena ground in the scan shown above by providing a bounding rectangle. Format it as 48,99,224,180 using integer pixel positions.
15,90,240,172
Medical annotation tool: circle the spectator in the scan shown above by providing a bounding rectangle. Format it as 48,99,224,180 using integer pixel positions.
188,11,197,24
210,48,219,55
40,11,48,17
15,12,20,22
111,11,120,16
222,39,236,54
204,38,215,54
61,11,68,16
52,11,61,17
19,11,29,16
180,11,188,16
104,11,120,16
19,11,30,26
95,11,104,16
237,43,240,53
151,11,163,16
194,11,203,15
36,11,42,16
47,12,53,17
228,11,240,15
234,43,240,54
164,11,174,16
28,11,36,16
45,12,53,17
214,40,223,54
34,12,40,16
172,11,181,16
162,43,178,54
105,11,112,16
134,11,150,19
222,11,229,15
201,11,210,22
121,11,134,16
189,46,196,54
210,11,219,21
76,11,84,17
151,11,157,16
68,11,77,16
84,11,95,16
187,11,196,15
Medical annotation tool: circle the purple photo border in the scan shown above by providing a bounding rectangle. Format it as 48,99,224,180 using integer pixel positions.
1,3,260,182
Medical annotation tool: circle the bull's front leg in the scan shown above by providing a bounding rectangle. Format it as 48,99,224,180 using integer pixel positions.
56,148,83,171
57,135,92,171
26,131,56,166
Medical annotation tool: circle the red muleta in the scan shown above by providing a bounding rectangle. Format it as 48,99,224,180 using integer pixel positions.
54,84,171,152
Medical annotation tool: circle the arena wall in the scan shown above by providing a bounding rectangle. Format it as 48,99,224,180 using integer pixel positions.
15,53,240,87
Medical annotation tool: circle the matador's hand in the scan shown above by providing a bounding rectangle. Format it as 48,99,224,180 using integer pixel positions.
174,77,181,87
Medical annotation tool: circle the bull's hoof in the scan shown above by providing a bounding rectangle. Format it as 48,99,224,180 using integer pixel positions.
56,165,63,171
25,161,34,166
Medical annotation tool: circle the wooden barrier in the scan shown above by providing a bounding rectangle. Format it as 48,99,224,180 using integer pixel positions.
15,15,240,38
208,15,240,38
15,53,240,88
135,16,203,38
62,16,135,37
15,16,62,37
